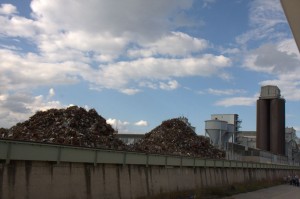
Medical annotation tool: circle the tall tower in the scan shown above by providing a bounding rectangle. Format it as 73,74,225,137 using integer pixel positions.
256,85,285,155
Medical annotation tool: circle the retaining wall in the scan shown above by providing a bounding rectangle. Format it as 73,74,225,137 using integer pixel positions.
0,139,299,199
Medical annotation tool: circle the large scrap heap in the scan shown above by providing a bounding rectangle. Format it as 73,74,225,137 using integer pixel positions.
132,118,225,159
0,107,225,159
0,106,125,150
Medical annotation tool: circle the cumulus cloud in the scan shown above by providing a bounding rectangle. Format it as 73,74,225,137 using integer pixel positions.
30,0,193,39
0,92,62,128
159,80,179,90
0,49,84,91
0,4,18,15
127,32,208,58
106,118,130,132
244,43,300,74
221,48,240,55
0,4,37,38
242,39,300,100
0,0,233,96
48,88,55,98
134,120,148,127
92,55,231,91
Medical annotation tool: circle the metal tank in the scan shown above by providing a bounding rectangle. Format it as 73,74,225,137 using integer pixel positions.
205,119,228,148
256,99,270,151
270,98,285,155
222,123,235,146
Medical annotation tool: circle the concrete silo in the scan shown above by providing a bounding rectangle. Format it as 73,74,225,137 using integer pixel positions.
256,85,285,155
256,99,270,151
205,119,228,149
270,98,285,155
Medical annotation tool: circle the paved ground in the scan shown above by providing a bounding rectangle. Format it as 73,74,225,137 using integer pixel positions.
222,184,300,199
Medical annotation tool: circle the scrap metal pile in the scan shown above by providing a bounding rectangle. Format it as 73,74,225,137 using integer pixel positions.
0,107,224,159
0,106,125,149
131,118,225,159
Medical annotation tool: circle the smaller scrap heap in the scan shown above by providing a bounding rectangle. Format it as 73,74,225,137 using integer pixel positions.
0,106,125,150
132,118,225,159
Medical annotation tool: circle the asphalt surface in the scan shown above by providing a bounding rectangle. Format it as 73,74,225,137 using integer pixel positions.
222,184,300,199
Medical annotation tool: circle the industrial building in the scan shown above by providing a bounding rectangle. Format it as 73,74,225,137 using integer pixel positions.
117,133,144,145
117,85,299,164
204,114,240,149
210,114,241,142
236,128,299,162
117,116,195,145
236,131,256,149
256,85,285,155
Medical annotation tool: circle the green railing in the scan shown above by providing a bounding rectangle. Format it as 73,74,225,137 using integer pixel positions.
0,139,299,170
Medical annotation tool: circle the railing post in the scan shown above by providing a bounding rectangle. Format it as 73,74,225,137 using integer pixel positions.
123,152,127,166
165,156,168,167
180,157,183,168
146,154,149,167
193,158,196,168
6,142,11,164
94,150,98,166
57,146,61,164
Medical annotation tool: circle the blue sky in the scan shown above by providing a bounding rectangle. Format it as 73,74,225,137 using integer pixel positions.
1,0,300,135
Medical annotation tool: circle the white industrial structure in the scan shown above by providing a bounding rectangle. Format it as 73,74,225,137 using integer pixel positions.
205,118,235,149
210,114,241,142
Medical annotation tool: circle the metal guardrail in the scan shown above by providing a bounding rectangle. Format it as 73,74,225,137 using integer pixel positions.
0,139,299,170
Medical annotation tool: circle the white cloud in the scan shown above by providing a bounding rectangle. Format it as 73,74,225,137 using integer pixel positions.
48,88,55,98
243,43,300,74
127,32,208,58
242,39,300,102
30,0,193,40
120,88,141,95
159,80,179,90
106,118,130,132
207,88,246,95
0,92,62,128
0,14,38,38
221,48,240,54
0,0,233,95
0,49,87,91
93,55,231,91
36,31,128,62
0,4,18,15
134,120,148,127
0,48,231,93
236,0,287,44
215,96,256,107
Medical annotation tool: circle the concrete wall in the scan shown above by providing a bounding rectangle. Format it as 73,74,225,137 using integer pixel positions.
0,160,294,199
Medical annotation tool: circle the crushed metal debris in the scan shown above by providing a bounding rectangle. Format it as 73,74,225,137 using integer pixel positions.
130,118,225,159
0,106,125,150
0,108,224,159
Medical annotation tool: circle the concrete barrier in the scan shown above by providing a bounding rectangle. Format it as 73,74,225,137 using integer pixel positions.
0,161,296,199
0,139,299,199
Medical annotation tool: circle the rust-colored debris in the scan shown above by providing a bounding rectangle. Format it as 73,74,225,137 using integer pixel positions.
0,108,224,159
130,118,225,159
0,106,125,150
